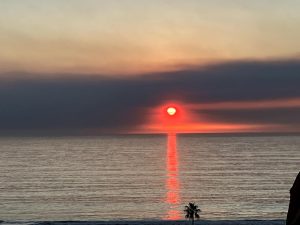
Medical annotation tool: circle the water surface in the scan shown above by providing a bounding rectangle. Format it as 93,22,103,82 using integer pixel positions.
0,134,299,221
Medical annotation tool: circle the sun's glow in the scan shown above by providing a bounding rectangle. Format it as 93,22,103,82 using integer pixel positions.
138,101,279,134
167,107,177,116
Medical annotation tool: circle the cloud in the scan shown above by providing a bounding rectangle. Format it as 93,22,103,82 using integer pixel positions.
0,59,300,134
200,107,300,125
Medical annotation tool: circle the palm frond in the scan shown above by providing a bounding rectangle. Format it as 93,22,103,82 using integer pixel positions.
184,202,201,222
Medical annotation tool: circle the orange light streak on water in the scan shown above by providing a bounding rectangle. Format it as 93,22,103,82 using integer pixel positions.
165,133,181,220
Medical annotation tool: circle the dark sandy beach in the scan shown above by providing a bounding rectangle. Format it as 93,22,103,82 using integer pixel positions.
1,220,285,225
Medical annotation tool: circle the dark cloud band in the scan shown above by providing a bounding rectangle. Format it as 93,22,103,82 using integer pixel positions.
0,59,300,133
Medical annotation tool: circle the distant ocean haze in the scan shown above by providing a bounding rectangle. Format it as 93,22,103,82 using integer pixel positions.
0,134,299,221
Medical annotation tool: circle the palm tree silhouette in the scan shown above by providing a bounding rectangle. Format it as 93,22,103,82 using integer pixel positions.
184,202,201,225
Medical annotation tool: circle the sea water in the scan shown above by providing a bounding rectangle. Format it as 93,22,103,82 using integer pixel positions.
0,134,299,221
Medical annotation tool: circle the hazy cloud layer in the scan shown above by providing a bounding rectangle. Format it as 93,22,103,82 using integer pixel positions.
0,59,300,134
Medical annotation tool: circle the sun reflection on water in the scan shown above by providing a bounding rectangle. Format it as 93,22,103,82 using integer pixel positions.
165,133,181,220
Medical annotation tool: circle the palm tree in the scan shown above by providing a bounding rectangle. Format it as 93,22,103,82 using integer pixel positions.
184,202,201,225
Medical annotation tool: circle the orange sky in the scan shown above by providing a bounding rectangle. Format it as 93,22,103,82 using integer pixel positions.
1,1,300,75
0,1,300,134
137,99,300,133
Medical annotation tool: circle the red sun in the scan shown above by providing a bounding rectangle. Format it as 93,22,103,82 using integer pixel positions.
167,107,177,116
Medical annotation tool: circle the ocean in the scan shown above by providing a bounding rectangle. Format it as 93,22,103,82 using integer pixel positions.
0,134,299,223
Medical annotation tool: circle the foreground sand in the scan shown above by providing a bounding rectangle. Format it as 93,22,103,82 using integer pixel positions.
0,220,284,225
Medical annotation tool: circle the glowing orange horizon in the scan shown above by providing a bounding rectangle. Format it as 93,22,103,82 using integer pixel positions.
140,101,255,133
136,99,296,134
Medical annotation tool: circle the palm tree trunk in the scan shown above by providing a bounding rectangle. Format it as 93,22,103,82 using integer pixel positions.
192,218,194,225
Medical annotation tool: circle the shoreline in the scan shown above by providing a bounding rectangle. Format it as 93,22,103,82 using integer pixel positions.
1,219,286,225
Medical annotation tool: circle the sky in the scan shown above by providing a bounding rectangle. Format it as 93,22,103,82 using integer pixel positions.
0,0,300,134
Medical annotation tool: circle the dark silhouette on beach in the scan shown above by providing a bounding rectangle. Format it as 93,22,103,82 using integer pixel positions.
286,172,300,225
184,202,201,225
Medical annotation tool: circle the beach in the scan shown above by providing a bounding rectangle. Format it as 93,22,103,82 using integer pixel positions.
0,220,286,225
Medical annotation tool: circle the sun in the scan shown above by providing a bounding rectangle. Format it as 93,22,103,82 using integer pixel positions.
167,107,177,116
